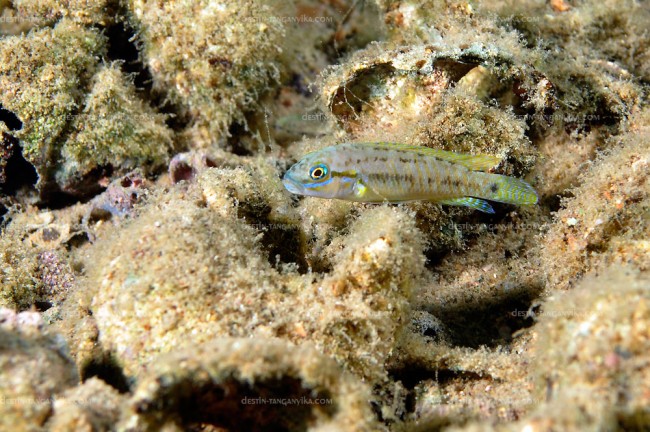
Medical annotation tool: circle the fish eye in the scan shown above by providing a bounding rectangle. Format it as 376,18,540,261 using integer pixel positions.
309,164,328,180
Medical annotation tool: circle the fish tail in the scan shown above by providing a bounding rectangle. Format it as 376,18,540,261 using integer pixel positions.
482,173,538,206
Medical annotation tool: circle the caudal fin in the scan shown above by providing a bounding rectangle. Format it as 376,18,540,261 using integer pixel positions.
484,174,538,206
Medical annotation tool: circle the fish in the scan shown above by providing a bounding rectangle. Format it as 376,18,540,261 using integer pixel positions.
282,142,538,213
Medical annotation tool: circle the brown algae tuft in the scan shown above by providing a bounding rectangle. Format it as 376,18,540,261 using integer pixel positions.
125,0,287,148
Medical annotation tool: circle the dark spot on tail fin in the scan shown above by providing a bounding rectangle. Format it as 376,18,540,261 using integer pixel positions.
493,175,538,205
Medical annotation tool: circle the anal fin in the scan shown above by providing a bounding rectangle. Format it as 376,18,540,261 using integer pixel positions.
438,197,495,214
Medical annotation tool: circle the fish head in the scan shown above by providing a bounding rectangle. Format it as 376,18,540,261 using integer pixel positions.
282,147,358,199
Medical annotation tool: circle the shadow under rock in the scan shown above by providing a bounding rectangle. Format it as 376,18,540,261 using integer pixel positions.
424,282,544,349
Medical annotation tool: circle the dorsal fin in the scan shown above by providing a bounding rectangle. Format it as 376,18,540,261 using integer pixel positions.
362,142,501,171
424,149,501,171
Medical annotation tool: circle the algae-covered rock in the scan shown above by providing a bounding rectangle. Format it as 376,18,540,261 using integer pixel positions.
479,0,650,82
532,127,602,199
126,0,286,146
0,19,173,197
528,266,650,430
121,338,382,431
433,266,650,432
12,0,116,26
0,19,104,190
0,313,79,431
542,110,649,290
312,205,426,384
45,377,126,432
90,183,279,377
373,0,642,132
321,42,545,144
58,65,174,191
0,207,79,311
0,226,42,310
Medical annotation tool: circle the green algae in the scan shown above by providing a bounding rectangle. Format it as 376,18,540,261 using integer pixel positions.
0,19,105,187
59,65,174,186
0,18,172,196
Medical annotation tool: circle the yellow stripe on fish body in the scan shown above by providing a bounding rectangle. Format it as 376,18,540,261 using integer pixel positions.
282,142,538,213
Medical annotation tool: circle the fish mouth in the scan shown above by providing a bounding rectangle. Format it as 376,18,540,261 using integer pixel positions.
282,173,304,195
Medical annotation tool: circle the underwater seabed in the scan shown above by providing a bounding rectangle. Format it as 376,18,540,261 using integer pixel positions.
0,0,649,431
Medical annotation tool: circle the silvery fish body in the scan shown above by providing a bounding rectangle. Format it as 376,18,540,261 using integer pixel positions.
282,142,538,213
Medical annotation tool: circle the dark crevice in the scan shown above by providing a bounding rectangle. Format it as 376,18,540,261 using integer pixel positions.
617,408,650,431
104,19,189,133
65,232,91,250
37,190,86,210
34,300,53,312
105,21,153,93
541,194,563,213
236,202,308,274
228,122,255,156
425,284,543,348
0,132,38,195
81,353,131,394
0,104,23,131
37,165,113,209
263,225,308,273
423,247,449,269
170,377,336,432
0,201,7,224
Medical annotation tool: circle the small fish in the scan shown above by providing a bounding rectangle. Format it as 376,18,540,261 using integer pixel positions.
282,142,538,213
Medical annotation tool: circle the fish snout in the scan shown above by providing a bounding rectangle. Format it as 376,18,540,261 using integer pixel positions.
282,173,305,195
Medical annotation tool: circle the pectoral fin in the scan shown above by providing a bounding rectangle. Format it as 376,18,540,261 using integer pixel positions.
353,179,368,199
352,176,390,202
